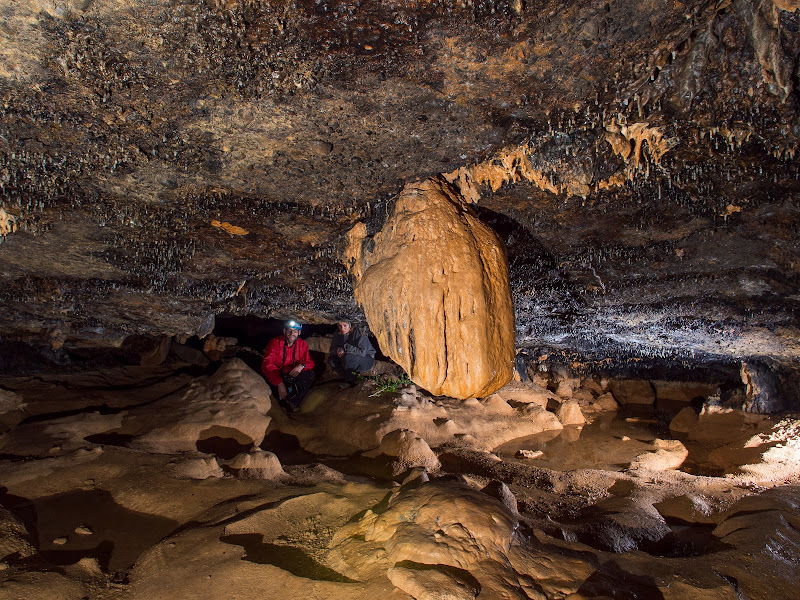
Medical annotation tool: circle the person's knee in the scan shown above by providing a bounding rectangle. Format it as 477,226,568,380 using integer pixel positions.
342,354,358,370
344,354,373,373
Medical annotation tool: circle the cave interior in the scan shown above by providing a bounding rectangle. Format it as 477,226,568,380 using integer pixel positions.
1,0,800,598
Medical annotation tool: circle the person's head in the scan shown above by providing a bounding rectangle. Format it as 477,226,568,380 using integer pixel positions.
337,320,351,335
283,320,302,345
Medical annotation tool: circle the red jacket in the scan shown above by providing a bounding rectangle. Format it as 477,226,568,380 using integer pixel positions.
261,336,315,386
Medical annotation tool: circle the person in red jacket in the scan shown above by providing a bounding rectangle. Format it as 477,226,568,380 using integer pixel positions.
261,320,316,412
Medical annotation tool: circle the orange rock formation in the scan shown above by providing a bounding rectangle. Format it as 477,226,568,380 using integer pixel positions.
346,175,515,399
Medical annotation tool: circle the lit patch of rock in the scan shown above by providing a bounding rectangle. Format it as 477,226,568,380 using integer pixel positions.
227,449,285,480
555,399,586,426
362,429,440,477
276,381,562,456
127,358,272,453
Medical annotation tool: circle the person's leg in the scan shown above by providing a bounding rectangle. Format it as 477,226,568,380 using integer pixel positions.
268,380,294,413
515,355,529,382
343,353,374,376
328,355,351,381
288,369,316,410
337,354,361,383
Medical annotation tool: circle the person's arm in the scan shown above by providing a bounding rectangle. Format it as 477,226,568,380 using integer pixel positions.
330,333,343,352
261,339,284,386
287,339,314,377
344,333,375,357
298,339,315,370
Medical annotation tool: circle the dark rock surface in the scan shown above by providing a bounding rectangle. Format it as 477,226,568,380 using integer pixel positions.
0,0,798,403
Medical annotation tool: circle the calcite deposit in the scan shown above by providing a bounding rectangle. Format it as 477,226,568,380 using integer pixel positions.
346,176,515,399
0,358,799,599
126,358,273,454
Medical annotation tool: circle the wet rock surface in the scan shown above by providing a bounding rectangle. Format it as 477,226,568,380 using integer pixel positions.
0,362,799,599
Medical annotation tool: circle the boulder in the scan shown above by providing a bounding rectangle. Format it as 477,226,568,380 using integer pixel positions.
140,336,172,367
569,502,672,554
571,388,595,406
169,340,210,366
388,565,479,600
345,176,515,399
608,380,655,405
555,380,575,399
530,372,550,388
129,359,271,454
594,392,620,411
363,429,440,475
482,393,514,415
556,400,586,425
328,478,519,593
227,450,285,479
516,449,544,459
481,480,518,514
737,359,800,413
669,406,699,434
580,378,604,396
630,439,688,471
326,476,597,598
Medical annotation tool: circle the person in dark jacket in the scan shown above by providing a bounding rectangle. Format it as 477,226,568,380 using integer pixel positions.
328,320,375,384
261,320,316,412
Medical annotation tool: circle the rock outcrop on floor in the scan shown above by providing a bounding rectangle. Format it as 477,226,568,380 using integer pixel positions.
2,361,800,599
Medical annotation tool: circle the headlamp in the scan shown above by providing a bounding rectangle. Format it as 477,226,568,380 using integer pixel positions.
285,320,302,330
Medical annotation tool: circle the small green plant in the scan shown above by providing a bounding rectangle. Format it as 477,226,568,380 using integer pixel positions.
359,373,412,396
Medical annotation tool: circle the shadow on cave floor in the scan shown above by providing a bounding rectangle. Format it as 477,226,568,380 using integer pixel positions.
220,533,356,582
577,560,665,599
0,487,178,572
259,430,320,465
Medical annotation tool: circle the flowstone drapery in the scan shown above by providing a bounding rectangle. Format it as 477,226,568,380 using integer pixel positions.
345,175,515,399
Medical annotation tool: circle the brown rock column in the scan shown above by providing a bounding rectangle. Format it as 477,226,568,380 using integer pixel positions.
345,175,515,399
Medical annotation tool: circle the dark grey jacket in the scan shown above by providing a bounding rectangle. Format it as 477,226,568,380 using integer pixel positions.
329,326,376,361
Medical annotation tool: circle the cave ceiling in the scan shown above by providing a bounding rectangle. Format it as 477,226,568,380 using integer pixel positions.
0,0,799,372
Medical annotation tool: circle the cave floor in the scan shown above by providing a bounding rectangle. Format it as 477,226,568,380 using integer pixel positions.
1,361,800,600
